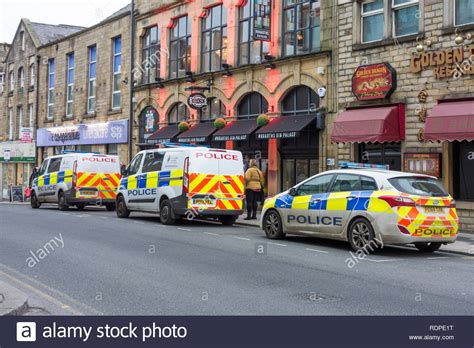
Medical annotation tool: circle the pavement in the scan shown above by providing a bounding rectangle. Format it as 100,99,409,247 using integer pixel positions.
0,203,473,316
0,279,28,315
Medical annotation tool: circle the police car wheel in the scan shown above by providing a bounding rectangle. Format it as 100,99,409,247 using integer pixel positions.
116,196,130,218
58,192,69,211
219,216,238,226
160,199,175,225
263,210,285,239
348,218,377,252
414,242,442,253
31,192,40,209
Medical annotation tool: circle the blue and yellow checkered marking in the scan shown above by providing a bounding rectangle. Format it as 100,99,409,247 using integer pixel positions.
120,169,183,190
34,170,73,188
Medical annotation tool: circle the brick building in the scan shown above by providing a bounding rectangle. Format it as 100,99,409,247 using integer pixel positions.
332,0,474,231
35,6,131,165
132,0,338,196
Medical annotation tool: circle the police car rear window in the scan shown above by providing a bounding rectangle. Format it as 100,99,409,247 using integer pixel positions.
389,177,448,197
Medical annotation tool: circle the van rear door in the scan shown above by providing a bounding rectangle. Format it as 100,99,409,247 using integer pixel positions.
76,155,121,201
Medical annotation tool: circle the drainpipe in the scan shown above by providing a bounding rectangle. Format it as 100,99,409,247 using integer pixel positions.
34,54,41,166
128,0,135,163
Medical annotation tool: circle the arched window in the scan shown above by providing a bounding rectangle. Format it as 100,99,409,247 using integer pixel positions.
29,64,35,87
237,92,268,119
281,85,319,116
200,98,226,122
168,102,189,124
18,67,25,88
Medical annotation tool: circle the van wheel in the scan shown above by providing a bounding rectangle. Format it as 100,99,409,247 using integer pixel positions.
105,203,116,212
263,210,285,239
31,192,40,209
116,196,130,218
58,192,69,211
414,242,442,253
160,199,175,225
348,217,379,252
76,203,86,210
219,216,238,226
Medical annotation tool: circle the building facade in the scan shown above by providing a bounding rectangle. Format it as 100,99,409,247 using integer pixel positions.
132,0,338,196
332,0,474,231
35,6,131,166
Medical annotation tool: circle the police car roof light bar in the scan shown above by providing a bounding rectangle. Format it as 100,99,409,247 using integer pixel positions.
161,142,209,148
338,162,389,170
62,150,101,155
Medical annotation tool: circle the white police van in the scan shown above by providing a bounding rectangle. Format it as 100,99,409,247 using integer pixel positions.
116,146,245,225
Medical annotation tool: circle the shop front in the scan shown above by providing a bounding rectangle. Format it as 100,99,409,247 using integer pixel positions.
0,141,36,200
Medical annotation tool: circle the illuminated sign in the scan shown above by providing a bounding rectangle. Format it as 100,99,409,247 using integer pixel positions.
352,63,397,101
187,93,207,110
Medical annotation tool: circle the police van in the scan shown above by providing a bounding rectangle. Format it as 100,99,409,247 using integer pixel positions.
31,152,121,211
116,146,244,226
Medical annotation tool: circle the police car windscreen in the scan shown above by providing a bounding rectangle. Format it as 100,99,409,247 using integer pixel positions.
77,156,120,174
389,177,448,197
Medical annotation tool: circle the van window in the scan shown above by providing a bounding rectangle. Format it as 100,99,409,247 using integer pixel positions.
142,152,164,173
60,156,75,171
389,176,448,197
39,160,49,176
48,158,62,173
128,154,143,176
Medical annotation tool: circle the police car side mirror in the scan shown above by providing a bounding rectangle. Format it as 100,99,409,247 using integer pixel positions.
121,165,128,177
288,187,297,196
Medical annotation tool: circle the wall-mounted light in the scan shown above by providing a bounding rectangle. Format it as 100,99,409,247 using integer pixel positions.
122,77,129,85
265,62,275,71
155,77,164,88
415,36,424,52
185,71,195,84
263,54,276,70
222,63,232,77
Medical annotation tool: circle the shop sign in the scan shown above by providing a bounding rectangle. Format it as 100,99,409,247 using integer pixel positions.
187,93,207,110
178,136,207,143
214,134,248,141
37,119,128,147
10,186,23,202
20,127,34,142
410,45,474,79
253,0,272,41
257,131,297,139
404,153,441,177
352,63,397,101
139,106,159,141
0,141,35,163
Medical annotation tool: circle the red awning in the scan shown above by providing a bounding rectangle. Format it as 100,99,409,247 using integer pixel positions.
331,106,403,143
424,101,474,142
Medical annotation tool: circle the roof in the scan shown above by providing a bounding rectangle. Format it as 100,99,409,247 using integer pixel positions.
104,4,132,21
29,22,85,45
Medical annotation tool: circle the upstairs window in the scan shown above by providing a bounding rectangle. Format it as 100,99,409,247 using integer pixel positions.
238,0,270,65
29,64,35,87
455,0,474,26
142,26,160,84
88,46,96,114
47,59,55,119
283,0,320,56
8,108,13,140
18,106,23,137
112,36,122,109
361,0,384,43
66,53,74,116
201,4,228,72
169,16,191,79
20,31,25,50
200,98,226,122
0,73,4,95
393,0,419,37
168,102,189,124
9,71,14,91
18,67,25,89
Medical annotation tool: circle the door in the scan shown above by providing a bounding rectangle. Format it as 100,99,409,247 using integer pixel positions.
44,157,62,202
140,151,164,212
36,159,50,202
123,153,144,210
217,150,244,211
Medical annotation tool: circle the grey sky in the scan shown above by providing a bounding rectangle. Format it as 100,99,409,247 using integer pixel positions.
0,0,131,43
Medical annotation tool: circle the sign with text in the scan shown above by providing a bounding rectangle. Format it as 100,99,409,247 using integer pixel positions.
0,142,35,162
37,119,128,147
404,153,441,177
253,0,272,41
139,106,159,142
257,131,297,139
20,127,34,142
187,93,207,110
352,63,397,101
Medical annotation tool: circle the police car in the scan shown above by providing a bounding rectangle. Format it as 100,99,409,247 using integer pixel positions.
116,145,244,225
261,163,459,252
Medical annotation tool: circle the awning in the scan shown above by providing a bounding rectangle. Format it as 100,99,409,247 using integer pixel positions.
148,125,181,142
424,101,474,142
213,119,260,141
331,106,402,143
177,122,217,143
256,114,317,139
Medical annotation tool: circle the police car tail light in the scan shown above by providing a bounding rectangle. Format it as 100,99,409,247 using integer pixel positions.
183,156,190,194
379,195,416,208
72,160,78,188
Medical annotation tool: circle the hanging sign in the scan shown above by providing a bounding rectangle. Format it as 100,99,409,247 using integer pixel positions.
139,106,159,142
187,93,207,110
253,0,272,41
352,63,397,101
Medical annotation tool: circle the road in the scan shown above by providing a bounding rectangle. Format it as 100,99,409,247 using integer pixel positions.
0,203,473,315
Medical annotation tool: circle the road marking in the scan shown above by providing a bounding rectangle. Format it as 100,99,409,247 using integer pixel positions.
268,242,287,247
233,236,251,241
306,248,329,254
134,221,145,225
426,256,449,260
365,258,397,263
100,216,109,219
204,232,219,236
177,227,191,232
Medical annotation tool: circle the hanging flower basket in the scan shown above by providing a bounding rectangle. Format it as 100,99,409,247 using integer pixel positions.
178,121,190,132
214,117,226,129
256,114,270,127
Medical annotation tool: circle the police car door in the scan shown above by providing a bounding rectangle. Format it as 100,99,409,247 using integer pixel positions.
123,153,144,210
139,151,164,212
44,157,62,202
35,159,50,202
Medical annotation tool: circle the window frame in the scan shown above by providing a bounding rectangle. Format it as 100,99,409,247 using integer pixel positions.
28,103,34,127
281,85,319,116
66,52,74,117
47,59,55,119
0,72,4,95
29,63,35,87
361,0,385,43
237,92,268,119
112,36,122,109
47,157,62,173
454,0,474,26
18,67,25,89
167,102,189,124
87,45,97,114
391,0,420,38
9,71,14,91
295,174,335,196
201,4,228,73
199,97,226,122
127,153,144,176
169,16,191,79
141,26,160,84
17,106,23,137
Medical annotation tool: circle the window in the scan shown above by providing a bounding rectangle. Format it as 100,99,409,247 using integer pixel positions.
168,102,189,124
8,108,13,140
20,31,25,50
359,143,401,171
361,0,384,43
47,59,55,119
29,64,35,87
237,92,268,119
201,4,228,72
9,71,14,91
77,145,92,152
200,98,226,122
142,152,164,173
238,1,270,65
455,0,474,26
66,53,74,116
0,73,4,94
389,177,448,197
18,106,23,137
39,160,49,176
88,46,96,114
361,176,378,191
106,143,118,155
392,0,419,37
141,26,160,84
29,103,34,127
112,37,122,109
18,67,25,89
169,16,191,79
282,85,319,116
330,174,362,192
47,157,62,173
127,154,143,176
295,174,334,196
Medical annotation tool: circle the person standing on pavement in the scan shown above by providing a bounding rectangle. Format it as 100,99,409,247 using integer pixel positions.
244,159,264,220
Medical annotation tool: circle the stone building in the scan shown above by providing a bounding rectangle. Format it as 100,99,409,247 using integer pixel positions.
0,20,83,199
35,5,131,165
132,0,338,196
332,0,474,231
